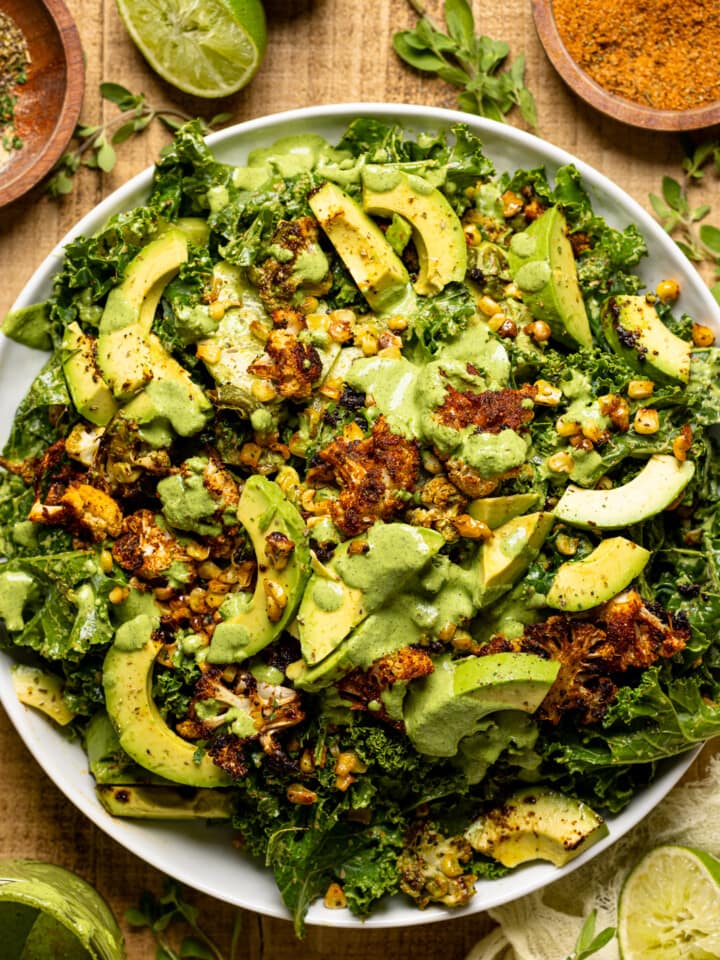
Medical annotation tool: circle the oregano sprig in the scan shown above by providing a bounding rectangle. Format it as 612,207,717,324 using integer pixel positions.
565,910,616,960
393,0,537,128
46,82,231,198
125,877,245,960
649,140,720,303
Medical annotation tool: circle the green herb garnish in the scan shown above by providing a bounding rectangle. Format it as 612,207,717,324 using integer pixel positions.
393,0,537,127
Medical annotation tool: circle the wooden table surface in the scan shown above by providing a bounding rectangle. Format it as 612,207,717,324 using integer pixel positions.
0,1,718,956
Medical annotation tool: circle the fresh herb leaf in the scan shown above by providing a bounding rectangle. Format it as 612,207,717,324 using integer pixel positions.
394,0,537,127
45,83,231,199
566,910,616,960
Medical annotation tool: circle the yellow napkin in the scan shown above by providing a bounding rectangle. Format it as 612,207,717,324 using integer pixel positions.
465,747,720,960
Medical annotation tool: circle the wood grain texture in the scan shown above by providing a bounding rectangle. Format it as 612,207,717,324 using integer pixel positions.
0,2,719,957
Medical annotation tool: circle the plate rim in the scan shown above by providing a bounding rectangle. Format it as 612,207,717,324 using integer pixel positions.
0,101,713,928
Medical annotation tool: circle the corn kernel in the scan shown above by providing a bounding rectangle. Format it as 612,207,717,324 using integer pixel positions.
525,320,552,342
239,442,262,468
627,379,655,400
286,783,317,805
534,380,562,406
186,541,210,561
206,592,227,609
324,883,347,909
464,224,483,246
300,296,319,314
208,301,226,321
299,749,315,774
556,533,579,556
504,282,523,300
335,751,367,776
387,314,409,332
692,322,715,347
547,451,574,474
581,422,608,444
478,295,502,317
673,424,693,461
109,586,129,605
487,312,507,332
328,310,355,342
655,279,680,303
556,418,582,437
452,514,492,540
501,190,524,218
359,332,379,356
250,379,277,402
264,579,288,623
100,550,114,574
633,408,660,435
196,341,221,364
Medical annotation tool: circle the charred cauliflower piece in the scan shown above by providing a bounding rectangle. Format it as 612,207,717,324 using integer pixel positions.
177,666,305,774
250,216,332,310
112,509,193,581
485,589,689,725
308,415,420,536
398,823,476,909
337,647,434,728
248,328,323,401
29,481,123,542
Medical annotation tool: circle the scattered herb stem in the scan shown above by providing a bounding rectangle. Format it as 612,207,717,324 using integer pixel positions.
566,910,616,960
126,877,245,960
393,0,537,127
649,140,720,303
46,81,231,198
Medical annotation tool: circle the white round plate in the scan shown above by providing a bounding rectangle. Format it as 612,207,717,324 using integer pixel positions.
0,104,714,928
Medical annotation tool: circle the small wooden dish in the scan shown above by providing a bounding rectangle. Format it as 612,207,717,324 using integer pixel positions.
0,0,84,207
532,0,720,131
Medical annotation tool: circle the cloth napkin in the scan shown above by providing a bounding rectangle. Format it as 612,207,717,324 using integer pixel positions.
465,746,720,960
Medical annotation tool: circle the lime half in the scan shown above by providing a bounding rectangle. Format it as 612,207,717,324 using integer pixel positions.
115,0,266,98
618,845,720,959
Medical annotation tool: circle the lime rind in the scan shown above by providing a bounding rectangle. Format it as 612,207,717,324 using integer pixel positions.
115,0,266,98
618,845,720,959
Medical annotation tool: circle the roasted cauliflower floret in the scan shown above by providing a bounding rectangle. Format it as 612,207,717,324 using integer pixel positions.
64,423,105,468
434,385,536,433
248,328,323,401
308,415,421,536
177,666,305,773
337,647,435,728
29,481,123,542
398,823,476,909
484,589,690,725
112,509,192,581
249,216,332,310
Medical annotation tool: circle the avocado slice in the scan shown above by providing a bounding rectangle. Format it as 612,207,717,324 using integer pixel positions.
60,322,118,426
103,630,231,787
477,512,555,606
506,206,592,348
547,536,650,612
207,476,310,664
297,522,445,665
85,711,169,785
99,228,188,337
309,180,412,312
601,294,691,383
96,784,233,820
554,454,695,530
11,664,75,726
362,168,467,296
403,652,559,757
468,493,541,529
465,787,608,867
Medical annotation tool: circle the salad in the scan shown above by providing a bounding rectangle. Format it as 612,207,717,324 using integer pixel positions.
2,118,720,933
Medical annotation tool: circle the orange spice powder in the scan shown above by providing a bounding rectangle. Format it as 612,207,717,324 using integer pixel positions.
552,0,720,111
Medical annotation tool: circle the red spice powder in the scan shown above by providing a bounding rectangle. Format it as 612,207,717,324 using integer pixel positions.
552,0,720,111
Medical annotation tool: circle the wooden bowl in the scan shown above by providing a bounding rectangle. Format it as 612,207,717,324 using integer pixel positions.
532,0,720,131
0,0,84,207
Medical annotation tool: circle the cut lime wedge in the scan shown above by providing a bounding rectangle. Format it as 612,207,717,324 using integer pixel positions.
618,845,720,959
115,0,266,98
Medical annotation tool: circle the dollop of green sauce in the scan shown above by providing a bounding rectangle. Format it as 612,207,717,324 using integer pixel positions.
157,456,222,536
514,260,551,293
509,232,537,258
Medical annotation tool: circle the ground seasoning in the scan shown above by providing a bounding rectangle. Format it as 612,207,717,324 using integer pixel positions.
0,10,29,153
552,0,720,111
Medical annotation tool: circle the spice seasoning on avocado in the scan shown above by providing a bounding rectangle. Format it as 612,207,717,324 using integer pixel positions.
0,11,29,154
552,0,720,111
